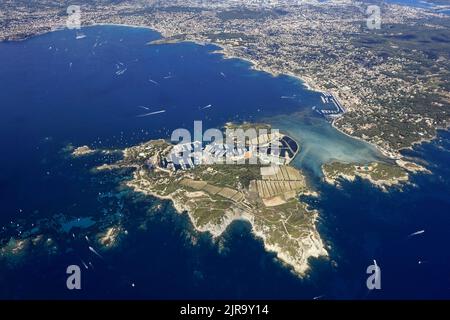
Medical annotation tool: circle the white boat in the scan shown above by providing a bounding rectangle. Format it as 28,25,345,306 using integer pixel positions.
137,110,166,117
88,246,103,258
115,68,127,76
409,230,425,237
76,33,86,40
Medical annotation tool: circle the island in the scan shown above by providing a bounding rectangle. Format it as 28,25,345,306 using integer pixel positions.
322,159,429,191
71,145,97,157
89,124,327,275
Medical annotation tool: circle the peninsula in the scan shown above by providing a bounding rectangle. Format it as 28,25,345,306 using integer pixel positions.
90,126,327,275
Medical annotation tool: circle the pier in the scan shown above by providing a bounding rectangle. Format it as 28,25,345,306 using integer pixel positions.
314,92,345,119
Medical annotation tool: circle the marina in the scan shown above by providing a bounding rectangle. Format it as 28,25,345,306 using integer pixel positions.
160,131,300,172
313,92,346,119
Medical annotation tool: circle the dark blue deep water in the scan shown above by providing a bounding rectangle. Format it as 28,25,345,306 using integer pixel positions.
0,25,449,299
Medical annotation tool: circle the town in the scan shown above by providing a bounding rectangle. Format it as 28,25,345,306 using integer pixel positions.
3,0,447,156
159,129,299,171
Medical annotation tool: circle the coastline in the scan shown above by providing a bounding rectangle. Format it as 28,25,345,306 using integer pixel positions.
124,170,327,276
184,38,444,165
3,22,440,275
322,165,410,192
330,119,402,160
1,22,443,165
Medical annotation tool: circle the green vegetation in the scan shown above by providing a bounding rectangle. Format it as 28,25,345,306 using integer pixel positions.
91,134,325,275
322,161,409,188
346,20,450,150
191,164,261,189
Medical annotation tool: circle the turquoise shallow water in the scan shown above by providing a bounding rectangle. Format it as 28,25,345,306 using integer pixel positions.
0,25,449,299
266,112,384,176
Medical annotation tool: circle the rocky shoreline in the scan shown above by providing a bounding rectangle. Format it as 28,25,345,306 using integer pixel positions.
125,169,327,276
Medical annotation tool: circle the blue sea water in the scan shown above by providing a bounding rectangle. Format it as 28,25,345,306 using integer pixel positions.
385,0,450,14
0,25,449,299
